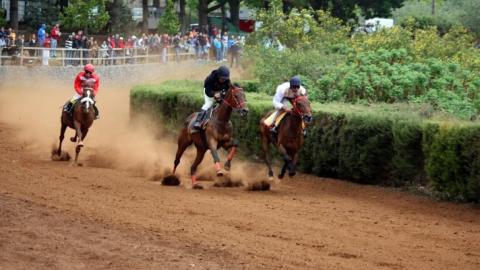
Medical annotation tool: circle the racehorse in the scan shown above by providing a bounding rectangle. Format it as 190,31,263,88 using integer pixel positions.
55,87,96,165
260,96,312,180
170,85,249,189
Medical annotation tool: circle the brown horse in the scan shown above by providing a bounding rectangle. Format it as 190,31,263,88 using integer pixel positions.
56,87,96,165
260,96,312,179
170,85,249,189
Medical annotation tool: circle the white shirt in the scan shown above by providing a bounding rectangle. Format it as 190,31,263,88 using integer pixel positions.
272,82,307,110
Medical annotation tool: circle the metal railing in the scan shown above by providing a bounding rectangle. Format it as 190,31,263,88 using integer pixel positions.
0,46,196,66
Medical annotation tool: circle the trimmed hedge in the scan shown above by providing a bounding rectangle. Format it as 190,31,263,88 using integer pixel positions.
131,80,480,202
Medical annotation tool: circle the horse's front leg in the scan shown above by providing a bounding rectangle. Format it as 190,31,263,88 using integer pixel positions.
261,134,274,180
222,139,238,171
73,121,84,165
57,124,67,155
207,137,224,176
277,144,291,179
289,151,299,177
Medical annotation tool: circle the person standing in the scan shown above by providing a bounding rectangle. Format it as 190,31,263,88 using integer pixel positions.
50,23,61,58
64,34,73,66
37,24,46,47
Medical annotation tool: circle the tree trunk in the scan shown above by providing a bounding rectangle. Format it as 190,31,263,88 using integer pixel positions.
111,0,122,32
179,0,186,33
198,0,208,29
10,0,18,30
142,0,149,32
228,0,240,28
221,4,226,33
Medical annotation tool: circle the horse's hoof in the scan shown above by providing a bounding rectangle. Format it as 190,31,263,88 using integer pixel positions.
224,162,231,171
192,183,203,190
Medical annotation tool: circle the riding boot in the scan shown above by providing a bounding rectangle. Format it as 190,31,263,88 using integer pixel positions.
63,101,72,115
193,110,206,130
93,105,100,120
270,125,278,134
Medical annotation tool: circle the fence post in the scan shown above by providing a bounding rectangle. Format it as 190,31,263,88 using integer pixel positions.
20,46,24,66
146,47,149,64
80,49,84,65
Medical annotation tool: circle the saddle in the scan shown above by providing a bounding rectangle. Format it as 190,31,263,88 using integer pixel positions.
188,107,214,134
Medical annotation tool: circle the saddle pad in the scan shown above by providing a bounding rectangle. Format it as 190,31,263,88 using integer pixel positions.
263,111,287,127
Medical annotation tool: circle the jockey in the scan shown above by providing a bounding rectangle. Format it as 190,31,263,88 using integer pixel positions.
268,76,307,134
193,65,231,130
64,64,100,119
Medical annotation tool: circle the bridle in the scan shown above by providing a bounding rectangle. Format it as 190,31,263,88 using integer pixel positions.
292,95,309,116
221,86,246,110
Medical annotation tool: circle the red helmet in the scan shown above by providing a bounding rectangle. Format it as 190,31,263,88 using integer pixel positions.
84,64,95,73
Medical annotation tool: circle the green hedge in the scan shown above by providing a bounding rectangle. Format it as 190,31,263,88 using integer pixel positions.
131,80,480,202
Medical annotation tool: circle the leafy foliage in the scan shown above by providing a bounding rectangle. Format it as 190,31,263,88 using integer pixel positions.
157,0,180,35
247,1,480,119
0,7,6,26
393,0,480,37
106,0,136,34
60,0,110,33
23,1,60,31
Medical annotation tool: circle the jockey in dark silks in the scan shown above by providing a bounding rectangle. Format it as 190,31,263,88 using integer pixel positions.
63,64,100,119
193,65,231,130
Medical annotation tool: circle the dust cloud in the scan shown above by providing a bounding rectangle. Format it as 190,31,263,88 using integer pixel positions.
0,62,270,188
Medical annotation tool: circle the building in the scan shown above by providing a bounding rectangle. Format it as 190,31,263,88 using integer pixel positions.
1,0,26,22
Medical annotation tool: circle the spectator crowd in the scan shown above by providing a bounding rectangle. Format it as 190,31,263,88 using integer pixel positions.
0,23,245,68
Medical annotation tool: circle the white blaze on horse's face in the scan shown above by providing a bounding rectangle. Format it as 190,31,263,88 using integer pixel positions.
80,89,94,113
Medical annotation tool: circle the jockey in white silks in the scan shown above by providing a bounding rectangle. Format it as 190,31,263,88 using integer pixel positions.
264,76,307,133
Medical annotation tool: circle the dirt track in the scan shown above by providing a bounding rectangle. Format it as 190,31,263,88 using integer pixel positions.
1,64,480,269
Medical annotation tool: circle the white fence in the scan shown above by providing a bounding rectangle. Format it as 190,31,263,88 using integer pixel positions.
0,46,196,66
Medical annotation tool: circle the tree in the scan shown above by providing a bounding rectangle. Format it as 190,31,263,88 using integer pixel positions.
228,0,240,27
60,0,110,34
107,0,135,34
198,0,227,29
179,0,187,33
142,0,148,32
158,0,180,34
9,0,18,30
24,1,60,31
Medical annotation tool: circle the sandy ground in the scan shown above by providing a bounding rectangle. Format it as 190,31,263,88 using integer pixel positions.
0,63,480,270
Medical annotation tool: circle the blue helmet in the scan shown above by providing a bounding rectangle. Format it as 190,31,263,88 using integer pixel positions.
290,76,301,87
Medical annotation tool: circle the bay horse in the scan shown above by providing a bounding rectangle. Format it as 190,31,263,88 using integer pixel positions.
56,87,96,165
260,96,312,179
170,85,249,189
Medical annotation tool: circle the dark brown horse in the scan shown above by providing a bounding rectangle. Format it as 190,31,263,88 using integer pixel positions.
56,87,96,165
260,96,312,179
171,85,249,189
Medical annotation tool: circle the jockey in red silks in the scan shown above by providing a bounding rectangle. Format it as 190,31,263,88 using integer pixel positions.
64,64,100,119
